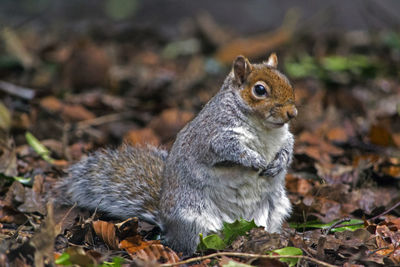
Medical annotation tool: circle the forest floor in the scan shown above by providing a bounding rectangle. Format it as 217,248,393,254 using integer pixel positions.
0,19,399,267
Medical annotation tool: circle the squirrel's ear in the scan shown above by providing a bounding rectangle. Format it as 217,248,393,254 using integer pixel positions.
266,53,278,68
233,55,253,84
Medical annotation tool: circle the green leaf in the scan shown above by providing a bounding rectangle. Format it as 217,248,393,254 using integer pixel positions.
0,174,31,185
105,0,139,20
222,219,257,244
99,256,124,267
289,219,364,232
223,260,254,267
271,247,302,267
25,132,54,163
284,55,319,79
55,252,72,265
13,176,31,185
198,233,226,250
198,219,258,251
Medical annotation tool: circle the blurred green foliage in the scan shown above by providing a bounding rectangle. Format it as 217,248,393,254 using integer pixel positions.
104,0,139,20
284,54,379,84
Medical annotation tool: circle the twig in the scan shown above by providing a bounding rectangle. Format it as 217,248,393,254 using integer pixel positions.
160,251,338,267
0,80,35,100
324,217,351,235
326,200,400,231
368,200,400,221
75,112,132,130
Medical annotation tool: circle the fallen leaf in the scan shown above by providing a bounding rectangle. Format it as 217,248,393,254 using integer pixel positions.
0,136,18,177
39,96,64,113
149,108,194,144
133,243,180,263
92,220,119,250
62,104,96,122
369,124,395,147
124,128,160,146
326,127,348,143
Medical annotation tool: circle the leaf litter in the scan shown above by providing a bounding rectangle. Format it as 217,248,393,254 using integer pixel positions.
0,12,399,267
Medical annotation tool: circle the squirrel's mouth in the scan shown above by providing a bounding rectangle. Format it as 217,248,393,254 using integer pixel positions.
266,121,285,128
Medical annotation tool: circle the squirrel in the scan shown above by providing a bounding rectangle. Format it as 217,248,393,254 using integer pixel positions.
53,53,297,256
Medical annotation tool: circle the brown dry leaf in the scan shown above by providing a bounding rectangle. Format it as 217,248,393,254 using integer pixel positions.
18,175,46,214
326,127,348,143
130,243,180,263
393,133,400,148
62,104,96,122
115,217,139,240
124,128,160,146
0,206,27,224
30,202,57,266
92,220,119,250
40,96,64,113
0,136,18,177
369,124,395,147
381,165,400,178
285,174,313,195
63,39,110,90
149,108,194,143
119,236,159,254
214,9,298,64
63,246,97,266
315,162,354,184
4,181,25,205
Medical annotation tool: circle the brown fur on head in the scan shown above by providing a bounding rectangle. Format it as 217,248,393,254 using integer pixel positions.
233,53,297,128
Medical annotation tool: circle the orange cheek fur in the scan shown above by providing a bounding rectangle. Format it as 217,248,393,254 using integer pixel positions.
239,65,295,119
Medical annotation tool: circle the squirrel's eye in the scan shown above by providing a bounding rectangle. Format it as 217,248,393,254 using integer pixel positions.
253,84,268,98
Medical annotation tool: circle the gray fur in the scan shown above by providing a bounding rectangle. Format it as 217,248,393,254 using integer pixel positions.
160,70,293,255
53,64,294,256
54,144,166,225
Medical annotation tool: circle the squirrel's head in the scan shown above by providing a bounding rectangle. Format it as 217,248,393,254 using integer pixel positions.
232,54,297,129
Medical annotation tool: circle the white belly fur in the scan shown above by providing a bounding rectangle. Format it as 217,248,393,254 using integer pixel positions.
207,124,291,232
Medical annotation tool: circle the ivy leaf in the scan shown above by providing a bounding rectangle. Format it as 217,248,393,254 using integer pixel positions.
222,219,257,244
198,219,258,251
55,252,72,265
270,247,302,267
198,233,226,250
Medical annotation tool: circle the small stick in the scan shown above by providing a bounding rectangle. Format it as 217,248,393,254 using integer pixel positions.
0,80,35,100
324,217,351,235
368,200,400,221
76,112,132,130
160,251,338,267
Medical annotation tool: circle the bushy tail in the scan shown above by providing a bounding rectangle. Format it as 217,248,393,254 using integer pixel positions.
51,144,167,226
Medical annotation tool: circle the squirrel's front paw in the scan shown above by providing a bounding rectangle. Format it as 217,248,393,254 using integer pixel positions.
259,164,283,177
259,149,287,177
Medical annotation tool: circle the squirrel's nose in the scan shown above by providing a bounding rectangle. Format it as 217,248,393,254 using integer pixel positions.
286,107,297,120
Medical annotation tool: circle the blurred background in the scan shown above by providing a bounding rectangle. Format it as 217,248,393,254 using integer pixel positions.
1,0,399,147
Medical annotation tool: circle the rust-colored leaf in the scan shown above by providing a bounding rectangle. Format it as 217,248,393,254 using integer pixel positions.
124,128,160,146
40,96,64,113
149,108,194,144
92,220,119,250
133,243,180,263
369,124,395,147
62,104,96,122
119,236,159,254
326,127,348,143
